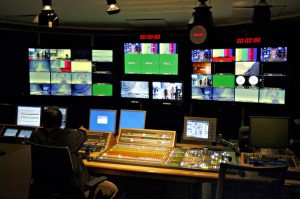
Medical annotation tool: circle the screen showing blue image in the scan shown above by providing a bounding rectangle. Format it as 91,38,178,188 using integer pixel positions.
119,109,146,130
89,109,117,133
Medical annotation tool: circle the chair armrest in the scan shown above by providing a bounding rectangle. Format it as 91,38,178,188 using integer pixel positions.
85,176,108,188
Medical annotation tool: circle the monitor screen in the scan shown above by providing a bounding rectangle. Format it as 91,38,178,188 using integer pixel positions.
89,109,117,133
152,81,183,101
191,49,212,62
43,106,67,128
120,80,149,99
3,128,18,137
16,106,42,127
249,116,289,149
17,129,33,138
119,109,146,130
124,43,178,75
260,47,287,62
235,48,258,62
182,116,217,143
212,48,235,62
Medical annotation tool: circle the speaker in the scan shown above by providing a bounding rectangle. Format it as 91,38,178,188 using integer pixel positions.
238,126,250,152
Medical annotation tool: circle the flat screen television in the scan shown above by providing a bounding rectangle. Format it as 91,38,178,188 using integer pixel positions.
235,48,258,62
89,109,117,133
124,43,178,75
120,80,149,99
212,48,235,62
119,109,147,130
260,47,287,62
249,116,289,149
43,106,67,128
191,49,212,62
29,48,114,96
152,81,183,102
182,116,217,144
16,106,42,127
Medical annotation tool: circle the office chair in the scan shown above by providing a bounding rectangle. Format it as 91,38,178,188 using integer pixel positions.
28,142,108,199
216,162,288,199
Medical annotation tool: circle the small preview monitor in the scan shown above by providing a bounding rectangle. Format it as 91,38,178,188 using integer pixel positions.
43,106,67,128
17,106,42,127
152,81,183,101
182,116,217,144
89,109,117,133
17,129,33,138
260,47,287,62
119,109,147,130
249,116,289,149
120,80,149,99
3,128,18,137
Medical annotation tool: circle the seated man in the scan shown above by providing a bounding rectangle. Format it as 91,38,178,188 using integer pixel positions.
30,106,118,199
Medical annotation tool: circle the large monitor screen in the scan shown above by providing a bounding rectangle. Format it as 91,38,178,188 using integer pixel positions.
249,116,289,149
89,109,117,133
182,116,217,144
152,81,183,101
16,106,42,127
124,43,178,75
43,106,67,128
119,109,147,130
120,80,149,99
29,48,114,96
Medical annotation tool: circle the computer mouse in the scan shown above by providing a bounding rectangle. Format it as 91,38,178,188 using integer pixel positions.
87,156,94,162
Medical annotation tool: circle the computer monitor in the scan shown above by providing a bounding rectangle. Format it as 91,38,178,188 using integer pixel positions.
249,116,290,149
16,106,42,127
182,116,217,144
89,109,117,133
119,109,146,130
43,106,67,128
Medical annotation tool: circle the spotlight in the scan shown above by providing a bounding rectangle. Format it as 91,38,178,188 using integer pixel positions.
189,0,213,28
38,0,59,27
106,0,121,15
252,0,271,25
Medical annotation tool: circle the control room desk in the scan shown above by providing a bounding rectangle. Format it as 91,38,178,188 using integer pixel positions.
84,159,300,187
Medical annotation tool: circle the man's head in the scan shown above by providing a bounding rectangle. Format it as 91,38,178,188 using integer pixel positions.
42,107,62,128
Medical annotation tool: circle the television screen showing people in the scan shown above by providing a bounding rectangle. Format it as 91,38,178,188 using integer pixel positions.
152,81,183,101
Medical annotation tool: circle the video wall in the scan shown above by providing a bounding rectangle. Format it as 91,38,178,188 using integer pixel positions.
191,47,287,104
29,48,113,96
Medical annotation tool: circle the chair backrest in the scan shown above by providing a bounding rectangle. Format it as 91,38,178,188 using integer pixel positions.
216,163,288,199
29,142,83,199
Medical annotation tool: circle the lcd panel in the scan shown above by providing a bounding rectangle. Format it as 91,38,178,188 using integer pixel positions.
17,106,42,127
3,128,18,137
17,129,33,138
235,48,257,62
152,81,183,101
119,109,146,130
191,74,213,100
89,109,117,133
260,47,287,62
182,116,217,144
191,49,212,62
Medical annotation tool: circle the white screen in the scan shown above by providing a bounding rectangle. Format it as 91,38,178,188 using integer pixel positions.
17,106,41,127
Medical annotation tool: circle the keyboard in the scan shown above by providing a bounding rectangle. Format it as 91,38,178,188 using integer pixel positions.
241,152,297,167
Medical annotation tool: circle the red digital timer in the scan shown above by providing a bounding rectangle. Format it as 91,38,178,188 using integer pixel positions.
236,37,261,44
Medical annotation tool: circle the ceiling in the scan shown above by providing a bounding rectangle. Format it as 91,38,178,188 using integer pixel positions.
0,0,300,30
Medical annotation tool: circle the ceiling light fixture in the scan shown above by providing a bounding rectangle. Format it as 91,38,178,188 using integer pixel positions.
252,0,271,25
189,0,213,28
106,0,121,15
38,0,59,27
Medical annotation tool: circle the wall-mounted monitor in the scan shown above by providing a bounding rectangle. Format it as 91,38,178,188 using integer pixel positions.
29,48,114,97
89,109,117,133
249,116,289,149
191,49,212,62
260,47,287,62
235,48,258,62
124,43,178,75
119,109,147,130
152,81,183,102
43,106,67,128
212,48,235,62
16,106,42,127
120,80,149,99
182,116,217,144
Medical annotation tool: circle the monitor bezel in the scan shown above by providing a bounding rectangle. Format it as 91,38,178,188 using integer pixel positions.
88,109,117,133
16,105,42,127
118,109,147,132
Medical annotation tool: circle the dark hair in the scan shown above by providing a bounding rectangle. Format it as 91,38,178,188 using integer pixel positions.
42,107,62,128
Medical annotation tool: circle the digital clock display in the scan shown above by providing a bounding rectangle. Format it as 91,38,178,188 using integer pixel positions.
236,37,261,44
